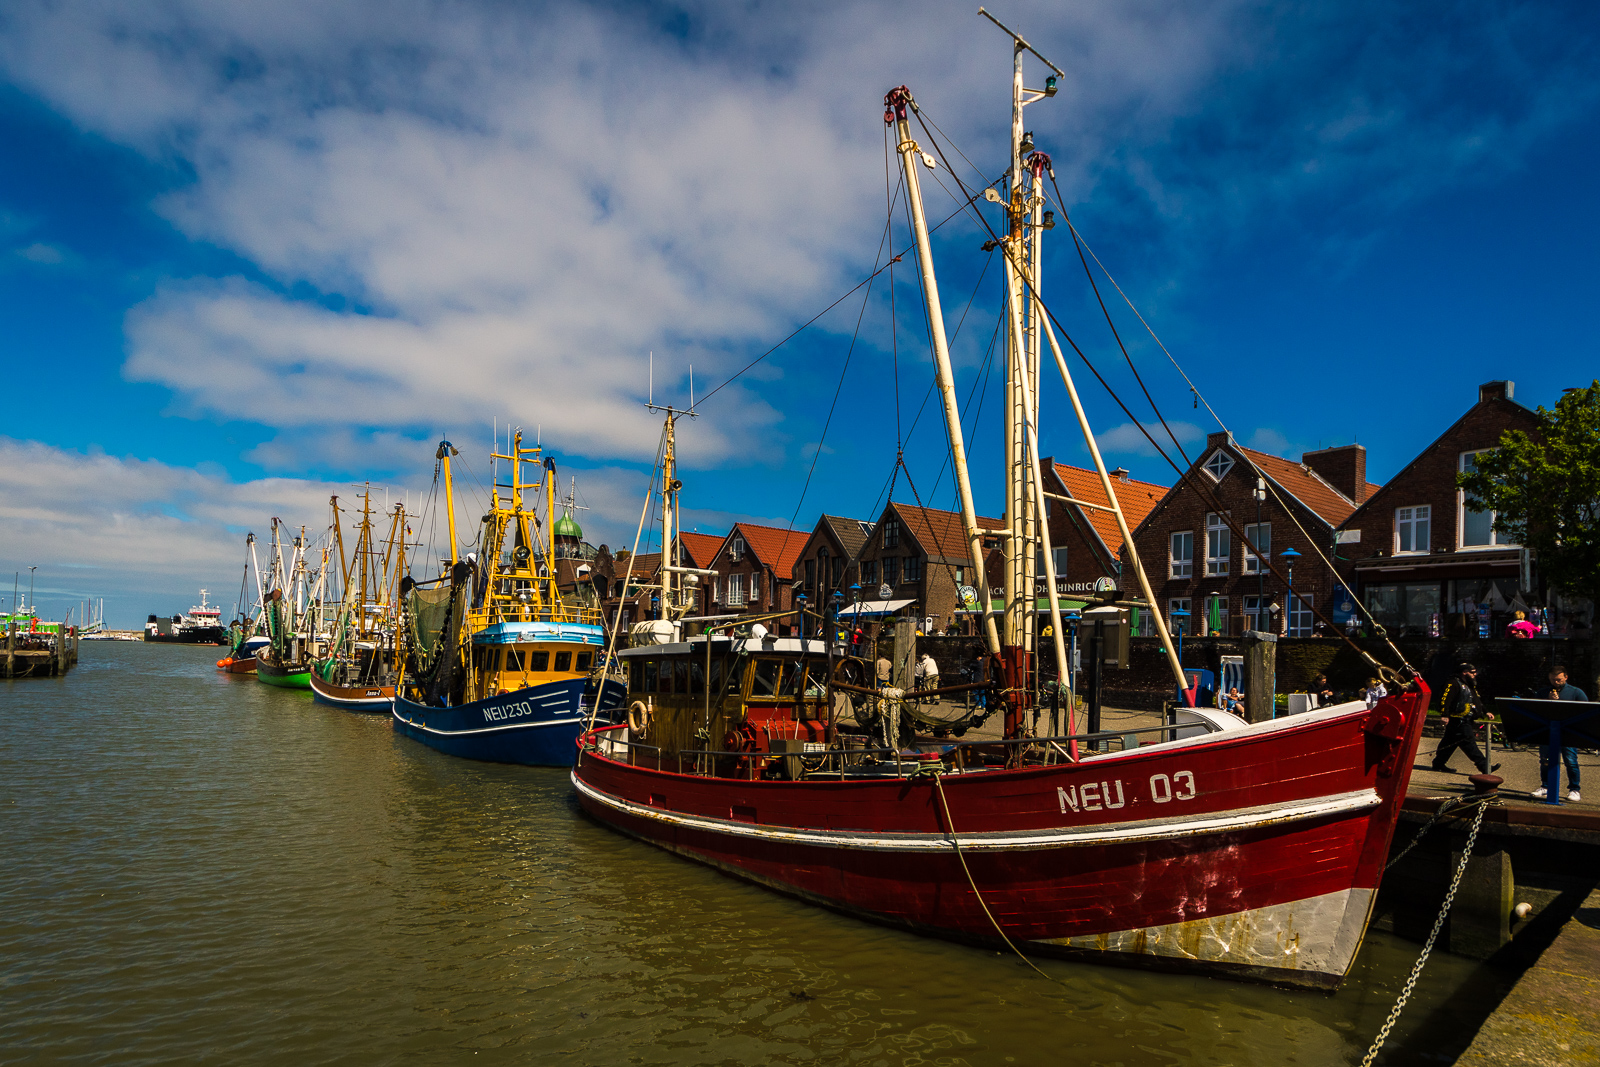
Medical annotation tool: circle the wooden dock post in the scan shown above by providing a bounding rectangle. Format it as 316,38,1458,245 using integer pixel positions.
4,621,13,679
1242,630,1276,723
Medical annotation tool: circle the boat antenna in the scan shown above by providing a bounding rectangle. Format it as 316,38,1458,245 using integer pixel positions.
977,8,1065,76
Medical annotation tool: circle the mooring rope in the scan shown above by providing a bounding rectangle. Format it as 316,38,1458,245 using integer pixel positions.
1360,799,1490,1066
923,768,1061,985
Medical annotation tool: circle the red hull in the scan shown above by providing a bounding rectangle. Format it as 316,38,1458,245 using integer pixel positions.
572,687,1428,988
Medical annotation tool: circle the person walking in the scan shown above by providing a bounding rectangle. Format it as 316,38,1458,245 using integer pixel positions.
1433,662,1495,775
915,651,939,704
1531,664,1586,802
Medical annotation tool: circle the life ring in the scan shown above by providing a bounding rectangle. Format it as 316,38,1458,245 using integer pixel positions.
627,700,651,732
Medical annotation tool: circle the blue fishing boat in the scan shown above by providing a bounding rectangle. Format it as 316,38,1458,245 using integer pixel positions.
393,436,626,765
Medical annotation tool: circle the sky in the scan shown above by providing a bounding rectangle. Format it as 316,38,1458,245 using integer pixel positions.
1,0,1596,627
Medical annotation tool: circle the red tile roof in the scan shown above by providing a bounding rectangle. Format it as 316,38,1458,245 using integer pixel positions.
731,523,810,579
890,502,1004,563
1051,463,1168,557
1237,447,1358,525
677,531,724,569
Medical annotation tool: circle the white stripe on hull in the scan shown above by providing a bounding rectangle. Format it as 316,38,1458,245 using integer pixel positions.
570,773,1379,852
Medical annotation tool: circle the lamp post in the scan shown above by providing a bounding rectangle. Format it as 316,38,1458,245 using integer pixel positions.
28,566,36,617
795,592,808,638
1281,548,1301,636
1170,608,1190,665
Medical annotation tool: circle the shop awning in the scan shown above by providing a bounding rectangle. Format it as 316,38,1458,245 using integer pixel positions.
838,598,916,618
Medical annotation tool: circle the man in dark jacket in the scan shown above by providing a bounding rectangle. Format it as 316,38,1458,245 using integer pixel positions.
1531,664,1586,802
1433,662,1493,774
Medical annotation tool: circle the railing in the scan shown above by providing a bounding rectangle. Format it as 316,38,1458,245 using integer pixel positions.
581,718,1224,780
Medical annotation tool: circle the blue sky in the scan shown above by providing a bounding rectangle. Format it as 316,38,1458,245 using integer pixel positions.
1,0,1596,626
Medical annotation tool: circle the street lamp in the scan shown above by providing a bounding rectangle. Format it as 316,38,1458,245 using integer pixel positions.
1281,548,1302,636
28,566,36,617
1170,608,1191,665
1253,477,1267,628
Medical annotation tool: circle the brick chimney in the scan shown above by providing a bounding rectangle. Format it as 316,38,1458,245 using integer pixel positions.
1478,380,1514,403
1301,443,1367,503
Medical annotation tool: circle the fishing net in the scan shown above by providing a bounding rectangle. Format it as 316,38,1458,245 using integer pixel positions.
407,584,455,671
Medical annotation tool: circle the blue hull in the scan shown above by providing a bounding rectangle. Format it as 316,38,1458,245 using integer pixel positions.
391,677,626,766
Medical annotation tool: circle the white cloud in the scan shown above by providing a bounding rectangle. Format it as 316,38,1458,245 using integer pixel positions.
16,241,64,264
1246,427,1293,455
1096,419,1207,458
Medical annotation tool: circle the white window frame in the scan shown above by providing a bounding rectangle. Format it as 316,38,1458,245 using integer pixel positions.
1287,593,1313,637
750,571,761,604
1200,594,1228,637
903,556,921,583
1167,598,1193,634
1202,450,1235,482
726,573,745,606
1395,505,1431,555
1205,513,1230,577
1243,522,1270,575
882,520,900,549
1242,594,1270,632
1458,451,1515,549
1170,531,1194,579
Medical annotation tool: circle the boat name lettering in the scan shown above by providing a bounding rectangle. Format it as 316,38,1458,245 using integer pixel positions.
1057,773,1193,813
483,701,534,722
1148,771,1197,803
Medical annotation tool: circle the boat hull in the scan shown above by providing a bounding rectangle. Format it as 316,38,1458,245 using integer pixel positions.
310,673,395,711
571,690,1428,988
393,677,627,766
256,660,312,689
145,628,228,645
216,655,258,674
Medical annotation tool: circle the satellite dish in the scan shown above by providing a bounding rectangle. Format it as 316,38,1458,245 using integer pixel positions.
879,583,893,600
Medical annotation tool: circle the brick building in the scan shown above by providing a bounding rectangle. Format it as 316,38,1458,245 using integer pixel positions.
1041,460,1167,596
789,514,874,609
1337,380,1546,638
1128,433,1377,637
704,522,808,619
845,502,1004,633
598,529,726,632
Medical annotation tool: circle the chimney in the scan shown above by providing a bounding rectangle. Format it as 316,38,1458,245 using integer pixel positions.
1301,443,1367,502
1478,380,1514,403
1110,467,1131,483
1205,430,1231,450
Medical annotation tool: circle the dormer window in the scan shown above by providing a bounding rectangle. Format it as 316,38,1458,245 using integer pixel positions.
1202,450,1234,482
729,536,746,561
882,520,900,548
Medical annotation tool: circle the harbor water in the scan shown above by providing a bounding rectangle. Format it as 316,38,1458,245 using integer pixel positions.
2,642,1512,1065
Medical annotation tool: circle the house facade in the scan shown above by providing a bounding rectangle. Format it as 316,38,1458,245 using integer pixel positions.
1041,460,1167,597
704,522,808,620
1128,433,1375,638
1337,380,1546,638
790,515,874,611
848,502,1005,633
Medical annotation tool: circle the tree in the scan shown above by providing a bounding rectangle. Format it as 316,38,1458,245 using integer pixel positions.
1459,380,1600,691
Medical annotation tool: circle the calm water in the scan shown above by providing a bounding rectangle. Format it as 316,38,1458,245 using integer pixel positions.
2,642,1507,1066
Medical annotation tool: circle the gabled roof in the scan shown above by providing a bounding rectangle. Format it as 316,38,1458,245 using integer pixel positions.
618,552,660,581
888,502,1003,564
728,522,809,580
1050,462,1168,558
677,531,724,569
1237,446,1358,526
822,514,873,559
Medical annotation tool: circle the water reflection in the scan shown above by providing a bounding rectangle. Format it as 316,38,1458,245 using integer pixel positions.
0,642,1507,1065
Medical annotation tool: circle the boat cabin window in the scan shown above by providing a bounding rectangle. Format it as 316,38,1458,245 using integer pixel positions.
688,659,704,694
643,660,658,692
576,652,592,672
504,649,525,671
751,658,804,699
555,651,572,672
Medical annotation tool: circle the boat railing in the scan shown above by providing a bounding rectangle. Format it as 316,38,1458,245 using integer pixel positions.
583,718,1224,779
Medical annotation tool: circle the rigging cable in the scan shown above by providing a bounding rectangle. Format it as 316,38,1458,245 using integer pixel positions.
910,103,1412,681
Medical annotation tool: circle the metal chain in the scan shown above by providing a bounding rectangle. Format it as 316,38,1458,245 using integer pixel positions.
1383,793,1489,872
1360,800,1489,1067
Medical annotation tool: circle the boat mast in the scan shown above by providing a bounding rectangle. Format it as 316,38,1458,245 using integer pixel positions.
885,89,1001,658
437,440,460,565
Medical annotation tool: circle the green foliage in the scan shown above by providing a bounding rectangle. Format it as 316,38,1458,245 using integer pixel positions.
1458,381,1600,603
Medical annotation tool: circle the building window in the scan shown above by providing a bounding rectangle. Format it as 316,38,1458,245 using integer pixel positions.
882,520,900,549
1396,506,1430,554
903,556,922,582
1243,594,1271,633
954,566,965,586
750,572,761,604
1170,531,1194,579
804,558,816,590
730,536,746,561
830,554,844,586
727,573,745,606
1203,450,1234,482
1205,513,1229,576
861,559,878,586
884,556,901,587
1200,595,1228,636
1167,598,1193,634
1287,593,1313,637
1459,451,1514,548
1243,523,1270,575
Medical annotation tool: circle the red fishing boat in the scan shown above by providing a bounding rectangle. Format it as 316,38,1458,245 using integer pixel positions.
575,24,1427,989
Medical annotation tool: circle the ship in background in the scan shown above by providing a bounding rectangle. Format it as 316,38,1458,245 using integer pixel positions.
143,590,228,645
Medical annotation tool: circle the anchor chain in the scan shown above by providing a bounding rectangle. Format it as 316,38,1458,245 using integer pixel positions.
1360,798,1489,1066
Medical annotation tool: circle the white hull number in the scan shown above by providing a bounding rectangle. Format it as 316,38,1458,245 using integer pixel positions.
1058,770,1196,813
